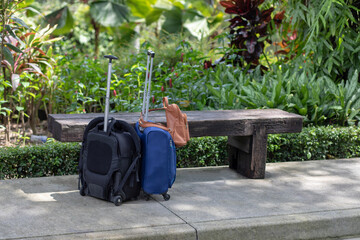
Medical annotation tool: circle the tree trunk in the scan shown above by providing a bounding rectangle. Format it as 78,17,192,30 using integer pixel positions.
21,110,25,137
5,113,10,143
91,19,100,58
29,109,37,135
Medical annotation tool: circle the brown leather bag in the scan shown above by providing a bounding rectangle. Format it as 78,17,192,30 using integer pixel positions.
139,97,190,147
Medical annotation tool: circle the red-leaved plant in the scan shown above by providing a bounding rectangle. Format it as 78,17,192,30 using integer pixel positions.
220,0,285,69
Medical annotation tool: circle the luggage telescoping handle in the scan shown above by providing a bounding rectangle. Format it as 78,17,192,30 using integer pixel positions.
141,51,151,116
104,55,118,132
144,51,155,121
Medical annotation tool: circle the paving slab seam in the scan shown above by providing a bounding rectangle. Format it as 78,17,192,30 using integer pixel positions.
153,196,199,240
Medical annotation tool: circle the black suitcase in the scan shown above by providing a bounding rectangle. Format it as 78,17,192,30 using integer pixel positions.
78,55,141,206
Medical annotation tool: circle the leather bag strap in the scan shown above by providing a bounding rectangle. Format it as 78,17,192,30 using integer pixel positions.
138,115,172,133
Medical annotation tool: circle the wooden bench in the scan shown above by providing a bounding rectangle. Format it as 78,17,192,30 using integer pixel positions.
48,109,303,179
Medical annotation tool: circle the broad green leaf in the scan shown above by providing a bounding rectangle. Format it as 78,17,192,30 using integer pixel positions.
183,10,209,40
45,7,74,35
146,8,164,25
39,60,53,69
206,84,221,98
267,100,274,108
10,17,29,29
27,63,43,75
323,39,333,50
18,0,34,8
1,107,12,113
26,92,36,98
127,0,152,18
319,14,326,29
79,83,85,89
342,41,354,51
22,82,30,88
327,58,333,73
2,46,14,68
228,90,236,106
299,107,307,115
47,46,53,58
162,8,182,34
191,0,212,17
90,1,129,27
274,79,282,103
154,0,173,10
330,106,342,110
5,43,23,53
5,25,19,40
173,1,185,9
25,6,42,17
348,109,360,123
345,70,358,99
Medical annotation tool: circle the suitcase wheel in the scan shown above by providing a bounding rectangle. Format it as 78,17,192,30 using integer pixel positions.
114,196,123,206
162,193,170,201
79,187,86,196
144,193,151,201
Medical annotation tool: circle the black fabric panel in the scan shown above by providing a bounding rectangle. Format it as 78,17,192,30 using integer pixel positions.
85,132,118,176
87,139,113,175
88,183,106,199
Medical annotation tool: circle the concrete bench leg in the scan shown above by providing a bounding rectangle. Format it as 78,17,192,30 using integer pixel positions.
227,125,267,179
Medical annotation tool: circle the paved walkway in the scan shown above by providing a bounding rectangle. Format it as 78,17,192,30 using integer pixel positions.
1,159,360,240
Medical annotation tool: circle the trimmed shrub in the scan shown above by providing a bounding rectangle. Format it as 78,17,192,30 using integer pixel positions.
1,126,360,179
176,137,228,168
0,142,81,179
267,126,360,162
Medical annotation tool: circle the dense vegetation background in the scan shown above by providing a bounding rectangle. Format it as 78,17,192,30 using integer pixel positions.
0,0,359,176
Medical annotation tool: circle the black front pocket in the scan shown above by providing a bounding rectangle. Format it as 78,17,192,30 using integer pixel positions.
87,138,113,175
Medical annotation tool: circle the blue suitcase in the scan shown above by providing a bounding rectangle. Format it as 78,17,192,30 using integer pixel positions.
135,50,176,201
135,122,176,200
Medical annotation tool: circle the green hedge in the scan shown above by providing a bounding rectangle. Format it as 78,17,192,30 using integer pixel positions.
1,126,360,179
0,142,80,179
267,125,360,162
176,137,228,168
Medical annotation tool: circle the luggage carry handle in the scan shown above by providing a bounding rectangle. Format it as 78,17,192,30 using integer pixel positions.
104,55,118,132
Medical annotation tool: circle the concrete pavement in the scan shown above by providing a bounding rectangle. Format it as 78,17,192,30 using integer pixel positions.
1,159,360,240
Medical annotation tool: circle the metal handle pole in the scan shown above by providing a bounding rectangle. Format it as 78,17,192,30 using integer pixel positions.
104,55,118,132
145,51,155,121
142,51,151,115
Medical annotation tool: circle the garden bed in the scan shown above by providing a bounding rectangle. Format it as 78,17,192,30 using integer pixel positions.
0,121,49,147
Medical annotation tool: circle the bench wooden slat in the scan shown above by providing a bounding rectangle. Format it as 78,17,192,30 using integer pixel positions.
48,109,302,142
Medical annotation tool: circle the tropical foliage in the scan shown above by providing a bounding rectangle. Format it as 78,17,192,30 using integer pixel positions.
0,0,360,147
219,0,285,69
275,0,360,82
1,0,60,142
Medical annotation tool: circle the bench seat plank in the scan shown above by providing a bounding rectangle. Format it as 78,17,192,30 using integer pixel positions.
48,109,302,142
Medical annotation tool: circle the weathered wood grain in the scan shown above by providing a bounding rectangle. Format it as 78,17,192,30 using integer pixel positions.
48,109,303,142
